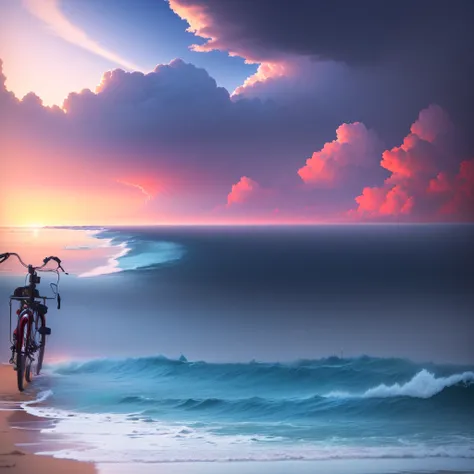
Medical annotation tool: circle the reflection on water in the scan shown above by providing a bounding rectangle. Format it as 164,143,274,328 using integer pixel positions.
0,227,119,277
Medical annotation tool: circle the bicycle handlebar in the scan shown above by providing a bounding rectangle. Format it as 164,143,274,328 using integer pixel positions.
43,256,68,274
0,253,28,267
0,253,68,274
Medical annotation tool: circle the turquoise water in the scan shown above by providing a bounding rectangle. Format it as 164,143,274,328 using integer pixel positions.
80,229,186,275
25,355,474,463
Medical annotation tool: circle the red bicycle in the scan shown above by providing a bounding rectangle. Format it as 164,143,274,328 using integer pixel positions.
0,253,67,392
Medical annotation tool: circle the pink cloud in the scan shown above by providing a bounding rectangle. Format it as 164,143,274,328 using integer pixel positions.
354,105,473,221
428,172,452,194
380,134,434,179
168,1,228,55
379,105,452,181
232,62,289,97
354,185,413,217
459,159,474,185
437,159,474,217
379,186,415,216
227,176,260,206
410,104,452,144
298,122,382,186
354,187,387,214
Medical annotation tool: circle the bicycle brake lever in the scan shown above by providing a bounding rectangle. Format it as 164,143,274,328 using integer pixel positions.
57,293,61,310
58,264,68,274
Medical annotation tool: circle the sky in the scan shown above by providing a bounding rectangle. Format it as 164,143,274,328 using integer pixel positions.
0,0,473,226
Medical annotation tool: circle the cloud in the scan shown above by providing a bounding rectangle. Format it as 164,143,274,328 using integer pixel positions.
22,0,141,70
297,122,383,187
377,106,452,184
169,0,474,159
1,56,472,225
410,104,453,144
116,180,153,203
353,105,473,221
428,172,452,194
0,58,320,223
355,185,414,217
227,177,260,206
232,61,290,97
0,59,16,105
169,0,468,65
429,159,474,218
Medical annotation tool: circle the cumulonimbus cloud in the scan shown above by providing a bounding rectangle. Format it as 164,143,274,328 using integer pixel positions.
297,122,383,187
22,0,141,71
353,105,474,221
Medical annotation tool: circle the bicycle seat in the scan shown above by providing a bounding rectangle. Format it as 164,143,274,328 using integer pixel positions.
13,287,40,298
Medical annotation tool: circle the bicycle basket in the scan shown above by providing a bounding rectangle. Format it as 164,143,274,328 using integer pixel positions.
13,286,40,298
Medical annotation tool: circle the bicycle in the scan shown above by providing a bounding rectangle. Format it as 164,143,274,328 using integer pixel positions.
0,253,67,392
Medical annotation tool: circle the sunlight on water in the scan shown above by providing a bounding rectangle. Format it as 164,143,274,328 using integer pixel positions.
0,227,121,277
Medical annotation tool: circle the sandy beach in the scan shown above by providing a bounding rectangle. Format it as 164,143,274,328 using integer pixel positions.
0,364,96,474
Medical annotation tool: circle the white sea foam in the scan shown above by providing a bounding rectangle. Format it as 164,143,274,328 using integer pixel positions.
20,404,474,464
97,458,474,474
326,369,474,399
78,242,131,278
0,390,53,412
363,370,474,399
77,234,185,278
21,390,54,406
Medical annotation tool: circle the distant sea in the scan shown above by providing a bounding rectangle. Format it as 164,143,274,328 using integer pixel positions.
0,224,473,472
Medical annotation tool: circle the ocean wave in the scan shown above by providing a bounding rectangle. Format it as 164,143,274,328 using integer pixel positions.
77,229,186,277
79,242,130,277
326,369,474,399
48,355,474,420
20,390,53,407
362,369,474,399
23,356,474,466
51,354,472,387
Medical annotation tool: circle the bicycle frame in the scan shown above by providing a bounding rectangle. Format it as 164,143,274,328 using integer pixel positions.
9,296,48,347
9,297,51,355
10,263,44,342
0,252,66,391
9,264,54,367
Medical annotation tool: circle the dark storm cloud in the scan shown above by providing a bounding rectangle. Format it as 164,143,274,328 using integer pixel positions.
170,0,474,152
170,0,474,65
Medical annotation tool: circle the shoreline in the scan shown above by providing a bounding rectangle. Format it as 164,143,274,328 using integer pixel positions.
0,364,97,474
1,365,473,474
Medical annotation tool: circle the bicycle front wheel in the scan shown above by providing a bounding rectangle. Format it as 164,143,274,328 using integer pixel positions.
16,316,30,392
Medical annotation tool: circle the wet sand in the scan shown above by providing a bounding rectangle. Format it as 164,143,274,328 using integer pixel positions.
0,364,96,474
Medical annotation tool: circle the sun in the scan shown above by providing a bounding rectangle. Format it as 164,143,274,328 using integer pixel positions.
26,223,44,237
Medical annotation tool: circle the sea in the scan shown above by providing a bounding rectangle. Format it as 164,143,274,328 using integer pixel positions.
0,224,473,473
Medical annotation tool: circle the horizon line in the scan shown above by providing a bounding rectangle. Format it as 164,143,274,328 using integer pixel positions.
1,222,473,229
